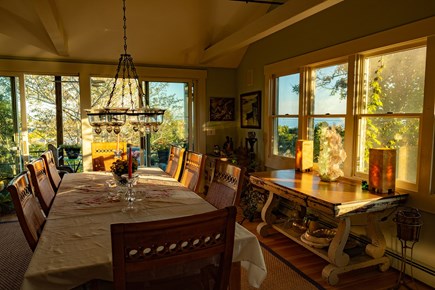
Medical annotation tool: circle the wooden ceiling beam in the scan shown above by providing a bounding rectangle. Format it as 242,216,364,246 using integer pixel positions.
32,0,68,56
0,6,57,53
200,0,343,64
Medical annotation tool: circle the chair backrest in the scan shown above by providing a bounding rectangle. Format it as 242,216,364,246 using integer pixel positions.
7,171,46,251
180,151,205,193
111,206,236,290
205,160,245,209
165,146,186,180
26,158,56,216
48,144,74,173
91,142,127,171
47,144,61,167
41,150,62,192
92,156,106,171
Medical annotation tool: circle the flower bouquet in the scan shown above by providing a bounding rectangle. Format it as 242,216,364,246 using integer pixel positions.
110,158,138,185
317,125,346,182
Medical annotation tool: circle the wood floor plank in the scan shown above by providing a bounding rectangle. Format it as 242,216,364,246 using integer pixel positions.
238,214,433,290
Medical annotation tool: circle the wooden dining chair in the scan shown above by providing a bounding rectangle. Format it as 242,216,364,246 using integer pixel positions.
179,151,205,193
165,146,186,181
111,206,236,290
7,171,46,251
47,144,74,174
27,158,56,216
205,160,245,209
41,150,64,192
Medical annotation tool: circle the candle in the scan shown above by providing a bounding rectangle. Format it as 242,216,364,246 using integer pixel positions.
128,147,132,178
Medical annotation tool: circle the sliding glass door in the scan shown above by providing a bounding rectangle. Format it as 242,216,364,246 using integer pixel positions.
148,81,191,168
0,76,21,185
25,75,81,168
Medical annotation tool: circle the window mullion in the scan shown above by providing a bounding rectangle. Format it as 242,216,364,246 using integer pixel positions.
300,67,310,139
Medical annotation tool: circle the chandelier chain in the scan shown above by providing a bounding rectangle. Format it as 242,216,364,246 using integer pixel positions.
123,0,128,54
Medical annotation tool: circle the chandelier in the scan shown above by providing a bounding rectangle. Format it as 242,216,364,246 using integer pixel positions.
85,0,165,135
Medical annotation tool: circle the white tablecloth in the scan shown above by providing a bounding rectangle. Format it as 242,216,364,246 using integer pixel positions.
22,168,266,290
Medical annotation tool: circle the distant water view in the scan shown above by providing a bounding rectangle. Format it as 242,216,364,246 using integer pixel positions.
278,117,345,129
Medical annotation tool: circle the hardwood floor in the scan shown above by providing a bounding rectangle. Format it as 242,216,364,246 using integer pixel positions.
238,215,433,290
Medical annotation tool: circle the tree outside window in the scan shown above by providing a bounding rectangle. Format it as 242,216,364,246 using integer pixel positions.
357,47,426,184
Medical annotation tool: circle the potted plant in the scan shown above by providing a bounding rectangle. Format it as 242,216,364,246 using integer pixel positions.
0,191,14,216
61,144,81,159
151,142,170,164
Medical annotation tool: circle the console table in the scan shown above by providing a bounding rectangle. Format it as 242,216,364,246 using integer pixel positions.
250,169,408,285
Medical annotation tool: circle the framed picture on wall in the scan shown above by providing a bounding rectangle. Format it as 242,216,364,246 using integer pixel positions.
209,97,235,121
240,91,261,128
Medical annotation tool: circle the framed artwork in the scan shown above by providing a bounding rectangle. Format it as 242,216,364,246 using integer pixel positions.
240,91,261,128
209,97,235,121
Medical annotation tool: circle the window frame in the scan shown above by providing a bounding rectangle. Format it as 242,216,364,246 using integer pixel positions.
352,45,427,191
270,70,301,159
305,61,349,164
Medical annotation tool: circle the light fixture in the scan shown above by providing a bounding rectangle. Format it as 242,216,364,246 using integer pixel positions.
85,0,165,135
368,148,396,194
295,140,313,172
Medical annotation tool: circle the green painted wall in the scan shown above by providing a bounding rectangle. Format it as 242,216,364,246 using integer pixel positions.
205,68,238,155
236,0,435,286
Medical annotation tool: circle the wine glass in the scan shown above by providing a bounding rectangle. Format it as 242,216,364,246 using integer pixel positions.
105,179,118,201
121,174,139,213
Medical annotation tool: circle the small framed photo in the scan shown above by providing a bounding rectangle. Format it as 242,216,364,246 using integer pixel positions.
240,91,261,128
209,97,235,121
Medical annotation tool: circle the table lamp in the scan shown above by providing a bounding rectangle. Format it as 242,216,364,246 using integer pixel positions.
368,148,396,194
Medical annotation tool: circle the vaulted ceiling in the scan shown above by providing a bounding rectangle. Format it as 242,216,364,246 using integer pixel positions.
0,0,342,68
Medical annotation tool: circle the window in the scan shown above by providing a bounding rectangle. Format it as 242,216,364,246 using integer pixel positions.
272,73,300,158
356,47,426,185
307,63,348,162
265,40,429,193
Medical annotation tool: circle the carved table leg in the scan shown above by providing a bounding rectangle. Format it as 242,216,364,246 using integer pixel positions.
365,212,387,259
322,214,391,285
256,192,280,237
322,217,350,285
328,217,350,267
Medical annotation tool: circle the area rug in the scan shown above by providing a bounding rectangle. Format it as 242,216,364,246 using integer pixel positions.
0,220,325,290
242,242,325,290
0,220,32,290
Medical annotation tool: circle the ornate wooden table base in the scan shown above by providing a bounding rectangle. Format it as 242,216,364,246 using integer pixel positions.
251,170,407,285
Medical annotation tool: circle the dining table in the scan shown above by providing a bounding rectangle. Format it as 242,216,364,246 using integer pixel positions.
21,167,266,290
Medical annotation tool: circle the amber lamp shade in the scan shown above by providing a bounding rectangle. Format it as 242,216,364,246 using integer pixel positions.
295,140,313,172
368,148,396,194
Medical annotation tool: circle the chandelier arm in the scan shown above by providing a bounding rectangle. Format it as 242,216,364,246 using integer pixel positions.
107,54,124,107
122,55,130,108
129,57,145,108
126,56,135,110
